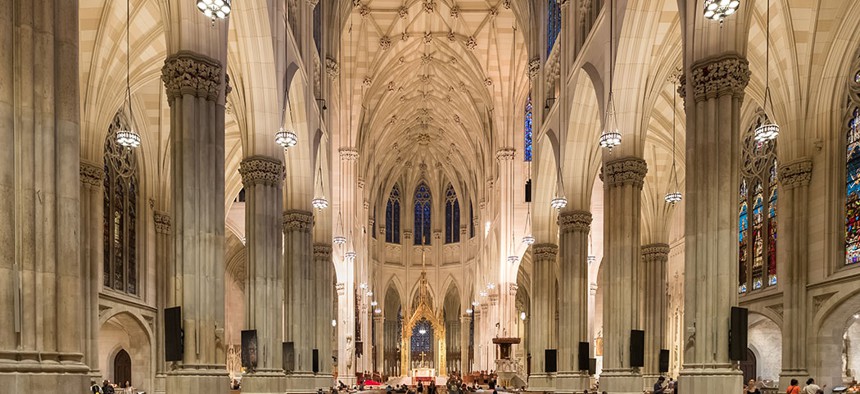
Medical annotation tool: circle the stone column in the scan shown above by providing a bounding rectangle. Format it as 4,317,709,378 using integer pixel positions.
80,163,104,379
284,210,315,389
336,282,357,384
641,244,670,381
239,157,286,393
461,314,472,373
679,55,749,393
777,159,812,389
0,0,89,389
313,243,334,380
556,212,591,393
374,315,385,374
154,211,172,393
528,243,558,390
162,51,228,394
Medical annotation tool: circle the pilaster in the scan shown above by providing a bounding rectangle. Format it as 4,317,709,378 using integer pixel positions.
556,211,592,393
80,162,104,379
528,243,559,391
641,243,670,382
154,211,172,393
283,210,315,380
312,243,334,381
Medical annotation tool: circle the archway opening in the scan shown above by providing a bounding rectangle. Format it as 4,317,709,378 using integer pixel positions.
114,349,132,388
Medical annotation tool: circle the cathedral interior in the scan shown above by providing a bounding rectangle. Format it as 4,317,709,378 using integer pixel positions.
3,0,860,393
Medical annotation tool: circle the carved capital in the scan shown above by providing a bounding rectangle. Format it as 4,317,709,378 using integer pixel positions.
601,157,648,189
80,162,104,187
336,282,346,295
154,211,172,235
496,148,516,161
690,54,750,102
508,283,518,296
313,243,333,260
557,0,570,8
283,210,313,232
339,147,359,161
433,230,442,240
403,230,413,240
533,243,559,261
326,57,340,79
460,225,468,235
558,210,592,233
528,58,541,79
239,156,285,187
641,243,670,262
779,158,813,189
161,51,223,103
307,0,319,7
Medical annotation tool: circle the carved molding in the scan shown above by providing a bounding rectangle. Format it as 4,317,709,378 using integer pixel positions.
154,211,172,235
326,57,340,79
403,230,413,240
339,147,360,161
642,243,670,261
307,0,319,7
779,159,813,189
336,282,346,295
80,162,104,187
239,156,285,187
690,55,750,102
508,283,518,296
283,210,313,232
766,304,784,320
558,210,592,233
528,58,541,79
161,51,223,102
812,292,836,313
313,243,333,260
533,243,559,260
496,148,516,161
601,157,648,189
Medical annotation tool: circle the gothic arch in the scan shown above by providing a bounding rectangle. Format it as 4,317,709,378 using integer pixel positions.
98,311,154,391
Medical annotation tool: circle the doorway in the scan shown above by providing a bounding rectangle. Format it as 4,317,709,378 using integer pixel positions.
114,349,132,387
739,348,757,383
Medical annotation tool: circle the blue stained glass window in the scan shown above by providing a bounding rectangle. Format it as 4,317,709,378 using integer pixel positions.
411,319,433,356
386,185,401,244
445,184,461,243
547,0,562,57
415,183,432,245
847,107,860,264
524,95,533,162
738,180,749,294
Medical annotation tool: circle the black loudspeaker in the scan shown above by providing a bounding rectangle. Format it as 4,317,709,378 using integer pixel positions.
630,330,645,367
578,342,590,371
659,349,670,372
164,307,183,362
544,349,557,373
730,306,749,361
588,358,596,375
312,349,320,373
525,179,532,203
241,330,258,370
283,342,295,372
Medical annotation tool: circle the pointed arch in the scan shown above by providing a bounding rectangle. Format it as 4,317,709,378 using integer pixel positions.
414,182,432,245
386,184,402,244
445,183,461,244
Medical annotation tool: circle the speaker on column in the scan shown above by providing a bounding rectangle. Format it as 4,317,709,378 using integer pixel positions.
588,358,596,375
164,307,183,362
730,306,749,361
544,349,557,373
659,349,670,372
578,342,590,371
241,330,258,370
525,179,532,203
283,342,295,372
630,330,645,367
313,349,320,373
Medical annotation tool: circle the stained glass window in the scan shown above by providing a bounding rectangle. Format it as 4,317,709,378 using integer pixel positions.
847,106,860,264
445,184,461,243
103,114,139,295
411,319,434,357
524,95,533,162
414,183,432,245
547,0,562,57
386,184,401,244
738,114,778,293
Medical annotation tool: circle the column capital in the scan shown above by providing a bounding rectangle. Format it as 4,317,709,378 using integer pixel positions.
80,162,104,187
690,54,750,102
557,0,570,8
461,314,472,322
601,156,648,189
558,210,592,233
641,243,670,261
533,243,559,260
154,211,172,235
326,57,340,79
373,315,385,323
336,282,346,295
460,225,468,235
239,156,286,187
283,210,313,233
528,58,541,79
161,51,223,102
307,0,319,7
339,147,360,161
507,283,518,296
403,230,413,240
433,230,442,240
313,243,333,259
379,226,386,237
779,158,813,189
496,148,516,161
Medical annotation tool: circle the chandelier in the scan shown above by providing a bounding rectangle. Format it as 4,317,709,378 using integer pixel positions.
703,0,740,22
551,196,568,210
754,0,779,142
117,0,141,149
665,71,683,205
196,0,232,20
419,328,427,335
333,211,346,245
522,201,535,245
311,163,329,209
599,0,622,151
275,127,298,149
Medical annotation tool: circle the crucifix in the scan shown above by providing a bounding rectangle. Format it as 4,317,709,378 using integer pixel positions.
419,351,427,367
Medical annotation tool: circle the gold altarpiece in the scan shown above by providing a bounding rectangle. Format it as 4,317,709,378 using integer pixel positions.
400,269,446,377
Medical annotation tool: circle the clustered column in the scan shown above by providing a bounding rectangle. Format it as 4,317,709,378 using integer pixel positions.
600,157,647,394
283,210,315,382
556,211,591,393
641,243,670,381
528,243,559,390
154,211,173,391
80,163,105,379
313,243,334,380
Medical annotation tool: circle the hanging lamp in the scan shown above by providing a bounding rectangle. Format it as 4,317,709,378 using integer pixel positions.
197,0,232,20
522,208,535,245
754,0,779,142
344,230,356,260
665,74,683,204
599,0,622,151
551,170,568,210
703,0,740,22
312,164,329,209
116,0,141,149
333,211,347,245
275,23,298,149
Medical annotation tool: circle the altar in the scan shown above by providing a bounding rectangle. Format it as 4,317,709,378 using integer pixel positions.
411,367,436,383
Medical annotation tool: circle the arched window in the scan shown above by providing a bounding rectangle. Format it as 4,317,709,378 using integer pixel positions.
445,184,461,244
845,69,860,265
414,183,432,245
547,0,562,57
738,114,778,293
524,95,533,162
386,185,401,244
104,115,139,295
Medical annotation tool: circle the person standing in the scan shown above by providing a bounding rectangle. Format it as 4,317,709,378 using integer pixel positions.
90,380,102,394
653,376,667,394
802,378,824,394
744,379,761,394
786,379,800,394
102,380,115,394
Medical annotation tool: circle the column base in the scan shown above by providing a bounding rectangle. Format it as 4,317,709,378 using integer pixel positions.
242,369,286,394
0,372,90,392
314,373,335,390
600,368,643,394
527,373,555,391
779,369,809,392
554,371,589,393
166,365,230,394
678,366,742,394
285,371,321,393
154,373,167,394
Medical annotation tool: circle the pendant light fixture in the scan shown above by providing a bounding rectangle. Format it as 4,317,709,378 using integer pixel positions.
312,161,329,209
665,73,683,205
334,210,347,245
116,0,141,149
276,38,298,149
703,0,740,22
344,229,356,261
599,0,621,151
551,169,568,210
522,207,535,245
197,0,232,20
552,23,568,211
754,0,779,142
